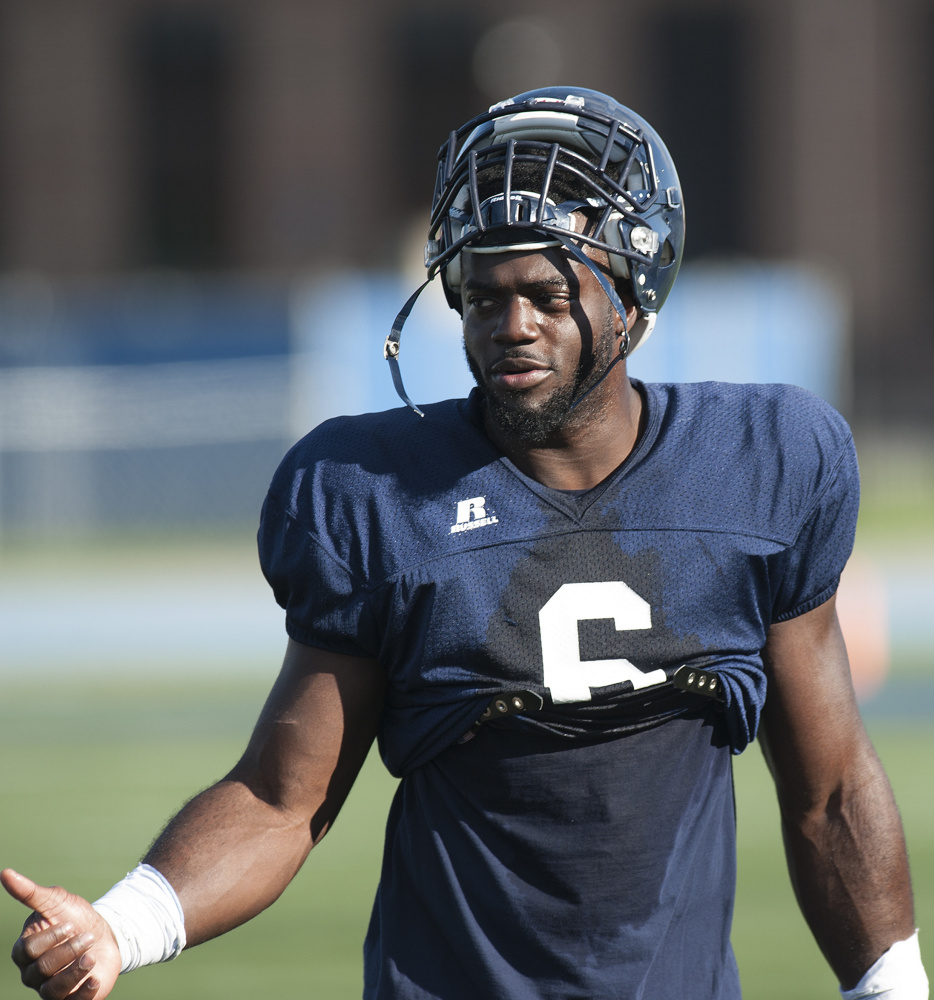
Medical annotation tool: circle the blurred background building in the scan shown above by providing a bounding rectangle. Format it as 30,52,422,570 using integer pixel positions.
0,0,931,536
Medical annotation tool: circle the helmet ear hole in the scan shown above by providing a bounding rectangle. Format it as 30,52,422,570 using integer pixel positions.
660,240,675,267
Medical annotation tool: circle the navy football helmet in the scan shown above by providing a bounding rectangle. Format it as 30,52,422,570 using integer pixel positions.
428,87,684,353
385,87,685,414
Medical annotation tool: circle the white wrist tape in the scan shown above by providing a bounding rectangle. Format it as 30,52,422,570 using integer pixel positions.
840,931,929,999
92,864,186,974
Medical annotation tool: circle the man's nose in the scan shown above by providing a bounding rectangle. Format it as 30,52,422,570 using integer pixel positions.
492,297,539,343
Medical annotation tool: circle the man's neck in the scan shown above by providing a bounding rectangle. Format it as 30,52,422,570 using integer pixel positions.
483,377,645,491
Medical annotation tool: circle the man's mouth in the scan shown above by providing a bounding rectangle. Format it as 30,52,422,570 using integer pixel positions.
489,357,551,390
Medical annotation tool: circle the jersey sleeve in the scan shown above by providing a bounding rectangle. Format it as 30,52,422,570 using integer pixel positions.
770,418,860,623
257,485,381,658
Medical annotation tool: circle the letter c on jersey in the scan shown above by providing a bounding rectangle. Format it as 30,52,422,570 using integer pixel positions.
539,581,667,704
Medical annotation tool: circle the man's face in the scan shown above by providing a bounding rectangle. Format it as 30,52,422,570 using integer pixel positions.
460,245,620,445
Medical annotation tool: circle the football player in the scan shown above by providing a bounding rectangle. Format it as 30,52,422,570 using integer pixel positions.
3,87,928,999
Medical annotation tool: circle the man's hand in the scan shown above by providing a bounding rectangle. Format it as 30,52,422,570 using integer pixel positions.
2,869,122,999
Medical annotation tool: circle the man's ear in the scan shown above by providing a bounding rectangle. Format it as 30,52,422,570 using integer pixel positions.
615,297,638,334
613,297,638,355
627,301,639,332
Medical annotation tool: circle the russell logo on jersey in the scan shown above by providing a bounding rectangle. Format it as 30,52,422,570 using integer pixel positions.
450,496,499,534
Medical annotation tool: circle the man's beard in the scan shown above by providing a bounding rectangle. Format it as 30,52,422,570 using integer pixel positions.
465,317,617,447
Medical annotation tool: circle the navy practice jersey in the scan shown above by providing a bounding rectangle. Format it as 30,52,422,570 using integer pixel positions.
258,380,859,1000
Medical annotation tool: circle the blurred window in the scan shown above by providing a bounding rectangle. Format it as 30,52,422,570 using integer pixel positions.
651,10,748,259
132,13,232,268
392,11,484,211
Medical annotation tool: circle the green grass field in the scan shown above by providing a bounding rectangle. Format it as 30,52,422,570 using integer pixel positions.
1,675,931,1000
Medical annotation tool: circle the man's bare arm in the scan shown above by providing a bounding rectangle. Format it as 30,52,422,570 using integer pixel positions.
3,639,385,997
759,594,915,989
144,639,385,944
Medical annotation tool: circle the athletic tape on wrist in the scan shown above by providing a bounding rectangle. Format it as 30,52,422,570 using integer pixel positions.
92,864,186,974
839,931,929,999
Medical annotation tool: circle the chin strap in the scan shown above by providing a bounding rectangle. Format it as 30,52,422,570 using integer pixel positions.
551,232,630,411
568,351,627,411
385,235,632,418
384,278,431,417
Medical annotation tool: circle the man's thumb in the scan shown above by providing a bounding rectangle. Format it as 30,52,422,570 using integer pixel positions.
1,869,71,920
